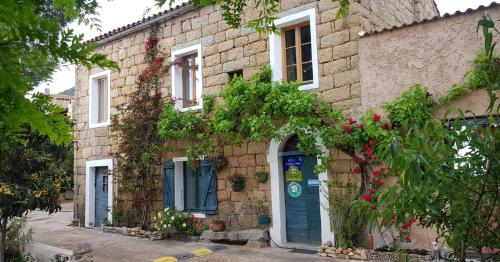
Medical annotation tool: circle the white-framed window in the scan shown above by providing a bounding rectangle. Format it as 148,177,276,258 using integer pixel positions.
171,44,203,111
89,70,111,128
269,8,319,90
163,157,216,216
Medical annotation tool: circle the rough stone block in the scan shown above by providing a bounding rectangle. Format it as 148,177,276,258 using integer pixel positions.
334,69,359,87
332,41,358,59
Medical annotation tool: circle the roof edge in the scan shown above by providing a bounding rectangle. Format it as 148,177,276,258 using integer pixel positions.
362,1,499,37
88,1,194,46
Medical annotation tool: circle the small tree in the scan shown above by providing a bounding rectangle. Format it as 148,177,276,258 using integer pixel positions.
352,16,499,261
0,95,74,261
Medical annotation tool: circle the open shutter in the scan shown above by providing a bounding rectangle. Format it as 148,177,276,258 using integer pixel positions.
200,159,217,214
163,162,175,209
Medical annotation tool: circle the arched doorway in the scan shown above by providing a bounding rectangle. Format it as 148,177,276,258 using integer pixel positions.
282,135,321,244
267,133,334,246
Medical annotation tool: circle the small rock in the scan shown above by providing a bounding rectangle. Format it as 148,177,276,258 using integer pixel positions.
74,243,92,256
348,252,354,256
342,250,348,255
320,253,327,257
318,244,328,252
326,240,333,247
347,248,353,253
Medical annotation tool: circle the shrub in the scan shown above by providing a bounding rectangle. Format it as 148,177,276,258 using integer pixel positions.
153,208,193,236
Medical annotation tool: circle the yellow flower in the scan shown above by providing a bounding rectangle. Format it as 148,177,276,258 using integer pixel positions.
158,213,162,218
153,216,156,220
163,224,167,229
168,224,171,228
170,216,175,221
182,223,187,228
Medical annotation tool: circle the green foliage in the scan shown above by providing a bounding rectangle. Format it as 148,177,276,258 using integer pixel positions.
0,0,117,145
440,53,500,104
355,17,500,260
384,85,433,128
5,217,32,260
330,179,367,248
153,208,193,236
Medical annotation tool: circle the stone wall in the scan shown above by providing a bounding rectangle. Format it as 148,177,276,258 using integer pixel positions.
74,0,438,230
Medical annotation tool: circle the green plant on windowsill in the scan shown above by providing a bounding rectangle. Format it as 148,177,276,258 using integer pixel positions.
229,174,245,192
256,171,268,183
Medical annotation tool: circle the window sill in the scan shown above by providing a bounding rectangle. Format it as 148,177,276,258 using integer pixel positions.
299,81,318,91
89,121,110,129
178,105,202,112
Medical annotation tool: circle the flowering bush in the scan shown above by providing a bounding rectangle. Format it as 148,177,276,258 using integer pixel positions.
153,208,193,236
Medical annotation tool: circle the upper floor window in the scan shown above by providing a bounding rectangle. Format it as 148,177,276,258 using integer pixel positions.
89,71,110,128
269,8,319,90
171,44,202,111
282,23,313,84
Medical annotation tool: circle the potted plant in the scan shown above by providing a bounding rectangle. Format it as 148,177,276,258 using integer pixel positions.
255,200,270,225
211,219,225,232
213,155,228,171
256,171,268,183
229,174,245,192
245,197,270,225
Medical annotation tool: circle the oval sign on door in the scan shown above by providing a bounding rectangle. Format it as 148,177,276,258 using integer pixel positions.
287,182,302,198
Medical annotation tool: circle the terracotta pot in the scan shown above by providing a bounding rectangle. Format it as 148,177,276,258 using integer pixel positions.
212,220,225,232
367,233,374,250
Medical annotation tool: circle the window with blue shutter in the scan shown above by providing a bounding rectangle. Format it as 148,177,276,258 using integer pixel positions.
163,160,218,214
200,159,217,214
163,162,175,209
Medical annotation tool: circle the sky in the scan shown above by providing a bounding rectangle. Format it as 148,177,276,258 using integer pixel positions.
34,0,498,95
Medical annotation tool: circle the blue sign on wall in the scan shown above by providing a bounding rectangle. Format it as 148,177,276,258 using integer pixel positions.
284,156,303,182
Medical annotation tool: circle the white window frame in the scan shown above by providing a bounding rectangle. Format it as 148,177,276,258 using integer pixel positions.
171,156,206,218
85,159,113,227
269,8,319,91
171,44,203,112
88,70,111,128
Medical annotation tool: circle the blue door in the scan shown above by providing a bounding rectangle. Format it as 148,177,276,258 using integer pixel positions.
283,153,322,244
95,167,109,227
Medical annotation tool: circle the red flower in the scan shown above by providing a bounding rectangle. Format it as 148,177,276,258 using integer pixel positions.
369,204,375,210
375,179,383,186
381,167,386,173
373,170,380,176
343,125,351,133
382,122,390,130
358,124,365,129
367,175,372,180
369,139,374,146
362,194,372,202
348,118,356,125
365,151,374,158
373,113,381,122
154,56,164,65
405,235,411,242
353,158,365,163
402,222,410,230
411,217,417,223
354,166,362,173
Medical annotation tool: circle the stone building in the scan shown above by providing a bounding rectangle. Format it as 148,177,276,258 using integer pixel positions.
73,0,497,249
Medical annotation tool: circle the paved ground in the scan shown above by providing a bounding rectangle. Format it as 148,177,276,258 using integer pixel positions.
27,201,336,262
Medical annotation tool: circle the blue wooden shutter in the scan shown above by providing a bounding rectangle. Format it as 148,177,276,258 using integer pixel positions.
163,162,175,209
200,159,217,214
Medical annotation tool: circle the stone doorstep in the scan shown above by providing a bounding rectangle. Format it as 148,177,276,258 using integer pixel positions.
200,228,270,248
24,242,94,262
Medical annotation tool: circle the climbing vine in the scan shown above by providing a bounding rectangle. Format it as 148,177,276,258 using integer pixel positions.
110,24,167,228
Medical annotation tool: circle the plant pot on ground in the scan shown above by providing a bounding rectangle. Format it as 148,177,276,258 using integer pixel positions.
256,171,268,183
212,220,225,232
229,174,245,192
